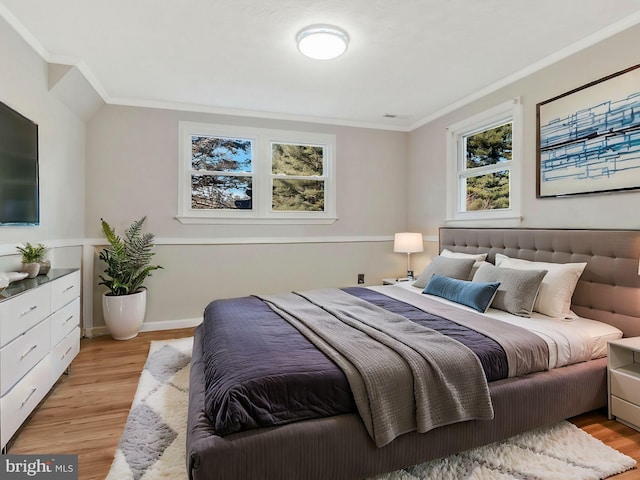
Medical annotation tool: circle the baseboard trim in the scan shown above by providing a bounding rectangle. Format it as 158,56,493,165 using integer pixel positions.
84,317,202,338
140,317,203,332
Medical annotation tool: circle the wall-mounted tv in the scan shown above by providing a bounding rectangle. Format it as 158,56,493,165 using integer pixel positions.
0,100,39,226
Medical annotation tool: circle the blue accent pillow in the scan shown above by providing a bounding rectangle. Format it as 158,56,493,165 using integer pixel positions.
423,274,500,313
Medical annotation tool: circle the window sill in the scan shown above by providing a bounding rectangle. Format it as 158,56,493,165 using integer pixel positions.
175,215,338,225
445,214,523,226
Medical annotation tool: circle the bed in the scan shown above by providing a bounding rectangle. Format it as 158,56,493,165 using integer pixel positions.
187,228,640,480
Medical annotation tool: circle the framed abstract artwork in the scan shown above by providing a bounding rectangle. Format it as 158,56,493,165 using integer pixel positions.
536,64,640,198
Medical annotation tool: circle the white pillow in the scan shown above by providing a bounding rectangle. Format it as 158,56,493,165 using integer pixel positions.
441,249,488,265
441,249,489,280
494,253,587,318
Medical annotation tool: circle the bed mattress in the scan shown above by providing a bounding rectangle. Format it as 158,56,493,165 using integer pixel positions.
200,285,619,440
384,282,623,364
188,324,609,480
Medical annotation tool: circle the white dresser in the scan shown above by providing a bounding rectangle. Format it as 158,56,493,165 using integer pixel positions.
0,269,81,451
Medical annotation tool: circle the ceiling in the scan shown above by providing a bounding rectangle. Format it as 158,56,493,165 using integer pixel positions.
2,0,640,130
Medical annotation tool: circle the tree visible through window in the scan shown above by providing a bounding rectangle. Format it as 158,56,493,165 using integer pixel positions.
191,136,253,210
272,143,325,212
446,99,522,223
178,122,337,224
464,123,512,211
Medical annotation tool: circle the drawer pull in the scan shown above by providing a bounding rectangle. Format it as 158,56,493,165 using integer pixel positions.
21,387,37,408
63,285,75,293
63,315,75,325
62,346,73,359
20,305,38,317
20,344,38,360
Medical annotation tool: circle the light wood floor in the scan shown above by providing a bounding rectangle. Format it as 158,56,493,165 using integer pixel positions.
8,329,640,480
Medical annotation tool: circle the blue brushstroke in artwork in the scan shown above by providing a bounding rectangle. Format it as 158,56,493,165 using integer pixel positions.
540,91,640,185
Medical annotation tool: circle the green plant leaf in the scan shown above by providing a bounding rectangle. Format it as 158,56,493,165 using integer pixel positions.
16,242,47,263
98,217,162,296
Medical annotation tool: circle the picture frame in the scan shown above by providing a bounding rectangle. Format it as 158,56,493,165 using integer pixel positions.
536,63,640,198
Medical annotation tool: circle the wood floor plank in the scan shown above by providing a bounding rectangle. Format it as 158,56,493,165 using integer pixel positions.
8,328,640,479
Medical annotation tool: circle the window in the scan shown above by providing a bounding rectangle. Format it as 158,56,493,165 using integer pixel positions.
271,143,326,212
190,135,254,211
446,99,523,222
178,122,336,224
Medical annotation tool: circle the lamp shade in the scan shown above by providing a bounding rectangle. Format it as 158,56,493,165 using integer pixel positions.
393,232,424,253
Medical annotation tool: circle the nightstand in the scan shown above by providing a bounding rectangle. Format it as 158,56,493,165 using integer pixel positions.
608,337,640,431
382,278,412,285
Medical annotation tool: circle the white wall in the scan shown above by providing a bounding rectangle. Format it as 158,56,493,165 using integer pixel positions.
0,17,85,269
408,23,640,240
85,105,410,332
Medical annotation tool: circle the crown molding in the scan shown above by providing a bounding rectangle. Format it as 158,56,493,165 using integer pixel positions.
4,2,638,133
408,11,640,131
106,96,410,131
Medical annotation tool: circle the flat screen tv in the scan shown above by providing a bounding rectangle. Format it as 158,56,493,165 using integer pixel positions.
0,100,39,226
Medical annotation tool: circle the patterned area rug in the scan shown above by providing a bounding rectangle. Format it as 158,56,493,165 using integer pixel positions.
107,337,636,480
107,337,193,480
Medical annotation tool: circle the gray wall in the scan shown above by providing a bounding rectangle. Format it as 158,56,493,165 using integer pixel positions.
85,106,410,331
408,23,640,240
85,106,408,238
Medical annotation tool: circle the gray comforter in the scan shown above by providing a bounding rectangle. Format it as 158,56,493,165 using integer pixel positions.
259,288,495,447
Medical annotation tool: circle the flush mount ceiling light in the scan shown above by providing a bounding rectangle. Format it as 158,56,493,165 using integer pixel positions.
296,25,349,60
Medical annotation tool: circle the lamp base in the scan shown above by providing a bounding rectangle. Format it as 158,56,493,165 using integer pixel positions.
407,270,414,281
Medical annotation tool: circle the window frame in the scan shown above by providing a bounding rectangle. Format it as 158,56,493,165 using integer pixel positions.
446,98,523,223
177,122,337,224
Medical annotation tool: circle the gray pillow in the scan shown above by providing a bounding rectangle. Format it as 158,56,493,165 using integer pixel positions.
412,256,476,289
472,263,547,317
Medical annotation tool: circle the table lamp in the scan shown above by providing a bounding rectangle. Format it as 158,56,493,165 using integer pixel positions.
394,232,424,280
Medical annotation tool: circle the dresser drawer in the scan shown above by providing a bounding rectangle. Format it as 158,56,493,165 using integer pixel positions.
611,368,640,406
0,318,50,396
611,395,640,430
50,297,80,347
1,354,51,449
50,270,81,312
51,327,80,380
0,285,51,348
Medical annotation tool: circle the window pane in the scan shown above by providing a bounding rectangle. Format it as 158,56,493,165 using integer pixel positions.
465,123,512,169
191,175,252,210
272,143,323,176
465,170,509,211
191,136,252,173
272,179,324,211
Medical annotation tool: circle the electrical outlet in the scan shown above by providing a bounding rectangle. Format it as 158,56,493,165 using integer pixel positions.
357,273,365,284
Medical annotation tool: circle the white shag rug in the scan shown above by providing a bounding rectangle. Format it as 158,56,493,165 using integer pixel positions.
107,337,193,480
107,337,636,480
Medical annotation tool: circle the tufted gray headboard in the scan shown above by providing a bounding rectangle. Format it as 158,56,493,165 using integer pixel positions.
440,228,640,337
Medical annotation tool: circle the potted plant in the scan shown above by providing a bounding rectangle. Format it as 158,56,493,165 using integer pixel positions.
16,242,47,278
98,217,162,340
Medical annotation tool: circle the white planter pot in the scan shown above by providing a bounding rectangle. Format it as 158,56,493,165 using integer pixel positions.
21,262,40,279
102,289,147,340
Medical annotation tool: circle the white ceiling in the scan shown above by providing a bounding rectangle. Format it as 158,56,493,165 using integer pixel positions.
2,0,640,130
